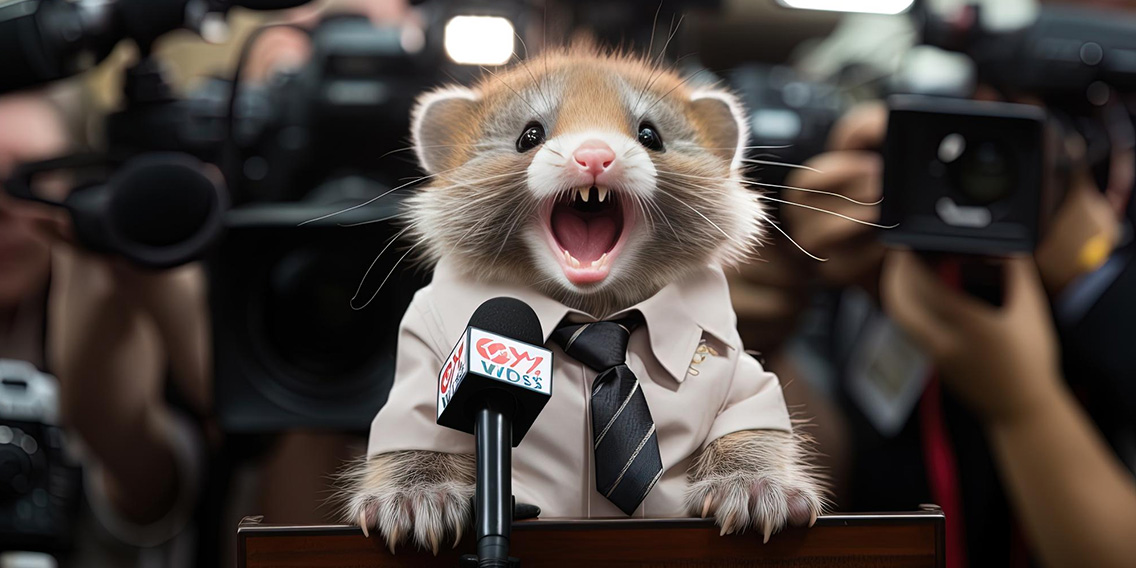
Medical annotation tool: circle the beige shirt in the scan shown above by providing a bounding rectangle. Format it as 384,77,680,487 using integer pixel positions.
368,257,791,519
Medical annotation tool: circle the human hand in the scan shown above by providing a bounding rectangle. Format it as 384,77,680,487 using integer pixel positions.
782,102,887,292
728,236,812,355
881,250,1062,426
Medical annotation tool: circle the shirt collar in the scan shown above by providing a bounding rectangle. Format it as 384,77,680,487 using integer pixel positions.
430,259,737,384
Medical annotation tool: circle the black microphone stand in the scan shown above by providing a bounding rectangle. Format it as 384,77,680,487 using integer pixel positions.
461,395,520,568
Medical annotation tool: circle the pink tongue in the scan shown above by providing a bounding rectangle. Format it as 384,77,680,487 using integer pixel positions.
551,210,616,262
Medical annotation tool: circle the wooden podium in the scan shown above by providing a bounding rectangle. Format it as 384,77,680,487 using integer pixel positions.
238,506,944,567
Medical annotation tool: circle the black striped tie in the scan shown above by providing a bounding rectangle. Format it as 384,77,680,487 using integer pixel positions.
551,315,663,515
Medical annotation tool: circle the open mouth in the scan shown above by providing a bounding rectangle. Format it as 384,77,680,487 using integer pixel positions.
545,186,630,286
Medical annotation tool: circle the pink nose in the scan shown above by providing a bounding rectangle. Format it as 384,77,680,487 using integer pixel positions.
573,140,616,177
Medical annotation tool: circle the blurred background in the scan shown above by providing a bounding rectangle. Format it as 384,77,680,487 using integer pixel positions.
1,0,1134,566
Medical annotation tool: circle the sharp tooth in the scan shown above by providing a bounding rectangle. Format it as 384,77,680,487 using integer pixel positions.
563,250,572,265
568,254,581,268
597,253,608,266
597,188,608,202
580,186,591,202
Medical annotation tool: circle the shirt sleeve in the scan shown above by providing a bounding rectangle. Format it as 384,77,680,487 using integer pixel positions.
366,290,476,457
703,351,792,447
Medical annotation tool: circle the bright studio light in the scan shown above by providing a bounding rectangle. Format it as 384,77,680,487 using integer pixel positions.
444,16,515,66
777,0,915,15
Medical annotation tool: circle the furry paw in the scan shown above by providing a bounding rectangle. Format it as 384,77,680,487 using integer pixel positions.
338,451,475,554
685,430,827,542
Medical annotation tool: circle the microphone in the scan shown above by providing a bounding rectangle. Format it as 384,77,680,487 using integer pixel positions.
5,152,228,269
436,297,553,567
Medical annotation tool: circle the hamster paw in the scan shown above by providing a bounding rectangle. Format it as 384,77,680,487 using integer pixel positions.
338,450,475,554
685,430,827,542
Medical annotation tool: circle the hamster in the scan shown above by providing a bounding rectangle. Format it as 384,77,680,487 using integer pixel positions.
340,43,827,553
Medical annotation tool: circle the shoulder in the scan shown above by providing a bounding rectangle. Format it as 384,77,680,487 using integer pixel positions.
403,257,560,352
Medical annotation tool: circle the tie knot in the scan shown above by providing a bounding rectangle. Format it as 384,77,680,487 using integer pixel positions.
551,315,642,371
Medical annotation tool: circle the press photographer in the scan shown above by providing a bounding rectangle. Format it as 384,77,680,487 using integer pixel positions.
772,0,1136,565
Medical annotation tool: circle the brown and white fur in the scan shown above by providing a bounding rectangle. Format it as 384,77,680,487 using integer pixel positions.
340,44,827,553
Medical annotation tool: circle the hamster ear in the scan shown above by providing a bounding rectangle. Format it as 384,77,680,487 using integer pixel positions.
411,86,480,174
689,88,749,172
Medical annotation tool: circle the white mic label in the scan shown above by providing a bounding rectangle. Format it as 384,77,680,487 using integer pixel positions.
468,328,553,396
437,328,470,419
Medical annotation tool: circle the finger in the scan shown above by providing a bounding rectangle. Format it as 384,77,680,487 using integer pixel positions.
896,251,1004,324
787,152,883,204
881,251,958,357
1001,255,1048,314
827,102,888,152
782,152,883,256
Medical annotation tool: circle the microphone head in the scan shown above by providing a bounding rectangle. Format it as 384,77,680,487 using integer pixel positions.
436,297,553,447
468,297,543,346
64,153,228,269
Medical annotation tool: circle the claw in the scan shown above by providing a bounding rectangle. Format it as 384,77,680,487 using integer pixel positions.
453,522,463,549
386,524,402,555
719,511,735,536
429,529,440,556
359,509,370,539
702,494,713,518
809,509,817,528
763,523,773,544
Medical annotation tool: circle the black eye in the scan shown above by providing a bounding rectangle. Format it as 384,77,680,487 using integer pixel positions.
638,123,665,152
516,122,545,153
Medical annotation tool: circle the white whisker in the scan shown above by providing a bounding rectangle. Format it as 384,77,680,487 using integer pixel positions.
350,224,414,309
337,214,401,228
756,194,897,229
656,169,882,207
762,214,828,262
739,158,822,173
654,186,739,245
740,180,883,206
352,241,422,311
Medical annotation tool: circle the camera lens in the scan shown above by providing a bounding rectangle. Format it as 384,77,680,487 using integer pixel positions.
950,140,1016,205
261,246,387,379
0,444,34,502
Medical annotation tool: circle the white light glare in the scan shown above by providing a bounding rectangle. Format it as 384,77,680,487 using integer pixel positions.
778,0,915,15
444,16,515,66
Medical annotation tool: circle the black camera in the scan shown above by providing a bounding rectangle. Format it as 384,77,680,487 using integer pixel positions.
211,193,428,432
0,360,81,552
880,95,1059,256
208,15,444,432
877,3,1136,257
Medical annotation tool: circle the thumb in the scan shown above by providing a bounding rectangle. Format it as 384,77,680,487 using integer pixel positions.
881,250,955,358
1001,255,1049,315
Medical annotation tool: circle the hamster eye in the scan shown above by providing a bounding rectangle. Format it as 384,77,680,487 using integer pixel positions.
516,122,545,153
638,123,665,152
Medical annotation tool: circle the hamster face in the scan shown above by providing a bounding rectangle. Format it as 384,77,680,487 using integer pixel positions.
406,47,763,316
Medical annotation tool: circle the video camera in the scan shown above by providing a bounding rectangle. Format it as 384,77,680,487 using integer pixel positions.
0,360,81,553
879,2,1136,256
0,0,458,431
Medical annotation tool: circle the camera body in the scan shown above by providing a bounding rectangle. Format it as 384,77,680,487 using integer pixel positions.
227,15,438,204
211,196,429,432
0,360,81,552
881,95,1061,256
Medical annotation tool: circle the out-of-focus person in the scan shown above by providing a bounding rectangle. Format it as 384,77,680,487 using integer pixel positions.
760,1,1136,564
2,2,413,565
0,89,215,567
